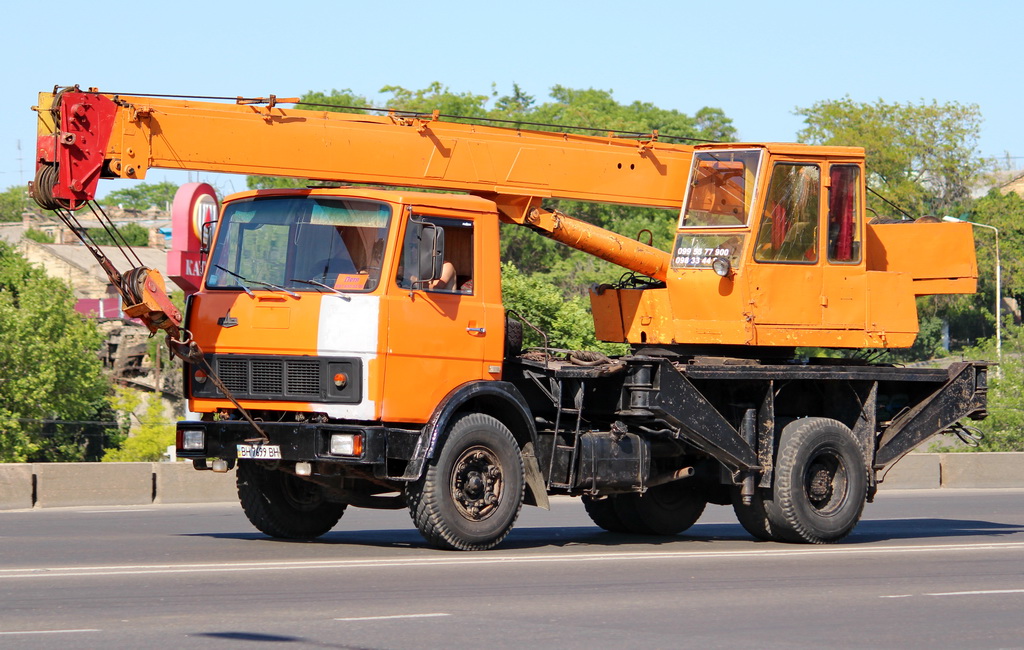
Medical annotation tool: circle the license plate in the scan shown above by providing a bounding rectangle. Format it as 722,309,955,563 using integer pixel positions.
237,444,282,459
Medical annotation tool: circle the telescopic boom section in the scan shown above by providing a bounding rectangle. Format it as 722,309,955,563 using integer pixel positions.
32,89,694,210
513,207,671,281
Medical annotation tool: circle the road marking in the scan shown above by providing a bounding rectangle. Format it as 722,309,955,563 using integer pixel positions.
926,589,1024,597
0,629,100,636
79,509,154,514
1,541,1021,580
334,613,450,622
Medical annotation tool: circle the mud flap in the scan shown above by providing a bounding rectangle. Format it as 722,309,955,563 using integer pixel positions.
522,442,550,510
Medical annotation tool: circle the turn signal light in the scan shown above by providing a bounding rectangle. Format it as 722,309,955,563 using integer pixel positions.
333,372,348,389
194,369,208,384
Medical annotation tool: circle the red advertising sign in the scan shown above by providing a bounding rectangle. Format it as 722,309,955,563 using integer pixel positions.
167,183,218,294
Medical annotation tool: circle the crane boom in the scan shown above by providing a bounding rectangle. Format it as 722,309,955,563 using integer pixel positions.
33,88,693,213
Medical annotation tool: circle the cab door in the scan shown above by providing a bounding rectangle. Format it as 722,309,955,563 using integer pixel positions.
381,212,489,422
746,161,825,329
820,163,867,329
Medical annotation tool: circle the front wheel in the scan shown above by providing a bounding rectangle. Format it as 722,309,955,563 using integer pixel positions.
237,461,347,539
407,413,525,550
768,417,867,544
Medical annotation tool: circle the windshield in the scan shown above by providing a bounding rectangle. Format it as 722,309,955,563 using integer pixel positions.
680,150,762,227
206,196,392,293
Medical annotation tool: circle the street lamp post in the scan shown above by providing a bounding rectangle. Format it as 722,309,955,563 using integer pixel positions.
943,216,1001,367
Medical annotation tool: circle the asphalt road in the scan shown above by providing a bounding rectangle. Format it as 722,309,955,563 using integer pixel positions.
1,489,1023,649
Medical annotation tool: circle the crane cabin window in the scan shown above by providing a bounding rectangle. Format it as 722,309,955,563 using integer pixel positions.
680,150,762,227
753,164,821,263
827,165,862,264
206,196,392,293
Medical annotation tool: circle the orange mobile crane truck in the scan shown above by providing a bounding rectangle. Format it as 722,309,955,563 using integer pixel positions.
32,87,987,550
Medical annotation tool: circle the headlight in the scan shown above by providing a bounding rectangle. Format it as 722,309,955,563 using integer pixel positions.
181,429,205,450
329,433,363,456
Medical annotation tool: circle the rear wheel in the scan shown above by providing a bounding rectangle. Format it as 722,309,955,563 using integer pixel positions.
237,461,346,539
767,418,867,544
613,482,707,536
581,495,630,533
407,413,524,550
731,487,781,541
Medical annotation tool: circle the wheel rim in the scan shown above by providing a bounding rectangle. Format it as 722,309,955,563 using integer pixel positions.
281,474,324,512
647,483,690,511
450,445,504,521
802,446,849,516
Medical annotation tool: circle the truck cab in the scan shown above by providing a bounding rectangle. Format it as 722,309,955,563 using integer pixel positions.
181,188,506,461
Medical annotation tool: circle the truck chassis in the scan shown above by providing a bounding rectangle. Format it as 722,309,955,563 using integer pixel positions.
179,349,987,549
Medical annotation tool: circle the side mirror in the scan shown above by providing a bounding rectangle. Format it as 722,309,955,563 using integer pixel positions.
416,223,445,285
200,220,218,254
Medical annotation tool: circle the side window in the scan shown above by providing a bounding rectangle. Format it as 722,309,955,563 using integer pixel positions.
753,164,820,263
827,165,862,264
396,216,475,293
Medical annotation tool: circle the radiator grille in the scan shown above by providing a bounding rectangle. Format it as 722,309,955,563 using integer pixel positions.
286,360,320,395
218,358,249,393
251,359,284,394
197,355,360,404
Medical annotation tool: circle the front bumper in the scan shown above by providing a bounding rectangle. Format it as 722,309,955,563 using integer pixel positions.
175,420,421,466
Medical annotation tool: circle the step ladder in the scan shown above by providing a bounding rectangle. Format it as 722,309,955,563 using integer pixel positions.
546,377,586,490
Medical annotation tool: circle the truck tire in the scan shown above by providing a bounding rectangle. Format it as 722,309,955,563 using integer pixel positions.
768,417,868,544
731,487,790,542
504,316,523,359
612,482,707,536
236,461,346,540
581,495,630,533
407,413,525,550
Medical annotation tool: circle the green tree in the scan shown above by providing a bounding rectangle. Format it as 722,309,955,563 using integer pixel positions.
0,242,111,462
970,189,1024,302
795,97,987,217
932,326,1024,452
381,82,490,118
527,86,735,142
492,83,534,118
0,184,33,222
103,387,175,462
910,190,1024,352
102,181,178,211
501,261,626,354
86,222,149,247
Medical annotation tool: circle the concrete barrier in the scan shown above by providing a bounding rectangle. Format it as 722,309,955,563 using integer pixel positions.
879,453,941,489
154,462,237,504
33,462,153,508
940,452,1024,489
0,464,33,510
1,453,1022,510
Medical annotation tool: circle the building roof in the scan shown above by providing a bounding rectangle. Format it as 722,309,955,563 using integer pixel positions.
1001,171,1024,196
35,243,169,282
0,223,27,245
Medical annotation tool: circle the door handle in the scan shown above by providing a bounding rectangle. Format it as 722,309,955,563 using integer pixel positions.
466,327,486,334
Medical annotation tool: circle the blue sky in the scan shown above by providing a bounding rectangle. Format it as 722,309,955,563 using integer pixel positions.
2,0,1020,199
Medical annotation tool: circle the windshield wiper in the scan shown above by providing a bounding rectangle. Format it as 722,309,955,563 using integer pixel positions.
215,265,299,298
215,265,255,297
290,278,351,300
